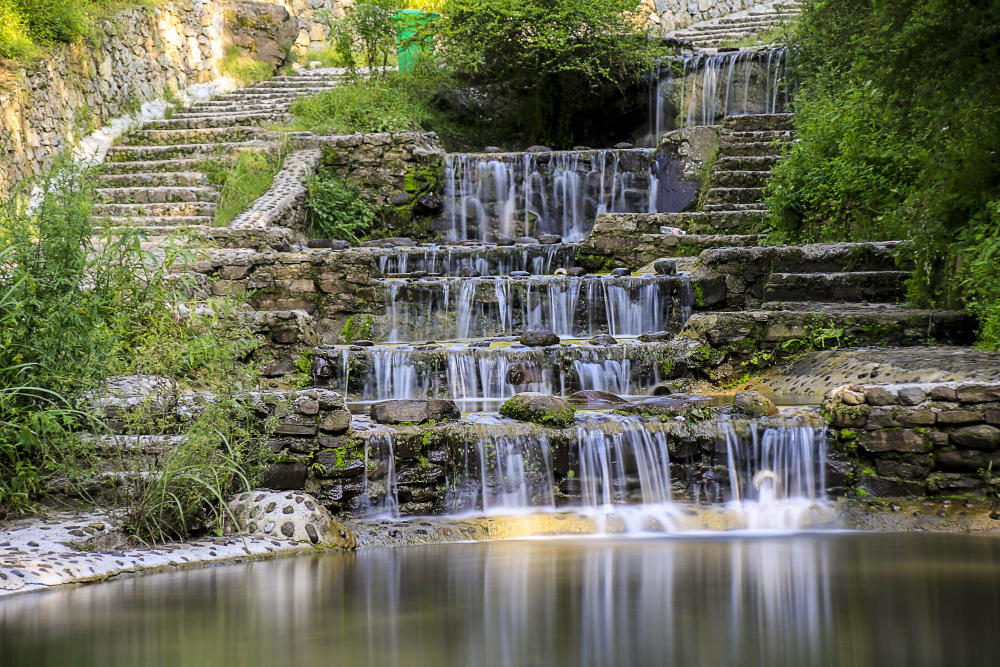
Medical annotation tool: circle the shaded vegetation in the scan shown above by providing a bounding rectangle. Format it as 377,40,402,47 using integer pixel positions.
764,0,1000,348
307,168,377,242
202,148,286,227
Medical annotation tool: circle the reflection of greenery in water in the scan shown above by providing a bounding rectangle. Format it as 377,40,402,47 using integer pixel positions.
3,534,1000,666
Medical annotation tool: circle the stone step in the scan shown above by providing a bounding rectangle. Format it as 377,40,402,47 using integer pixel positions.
105,141,273,162
188,99,291,108
650,210,767,233
95,186,220,205
721,129,793,142
703,187,765,206
94,202,218,218
148,113,288,130
95,171,209,187
220,86,336,97
709,170,771,188
724,113,795,132
717,141,785,157
714,155,781,171
121,126,270,146
676,22,788,37
681,304,977,352
99,158,215,174
702,202,767,212
97,217,217,229
245,79,339,90
763,271,911,303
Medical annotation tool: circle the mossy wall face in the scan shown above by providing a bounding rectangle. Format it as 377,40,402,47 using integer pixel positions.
313,132,446,241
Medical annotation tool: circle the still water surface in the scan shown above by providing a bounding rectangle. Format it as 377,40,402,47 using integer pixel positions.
2,533,999,667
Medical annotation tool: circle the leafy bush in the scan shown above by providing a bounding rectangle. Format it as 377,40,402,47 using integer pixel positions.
436,0,664,145
764,0,1000,348
0,0,35,59
0,0,156,59
307,170,377,242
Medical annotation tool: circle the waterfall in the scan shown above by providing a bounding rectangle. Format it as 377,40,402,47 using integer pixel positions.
576,418,673,508
361,434,399,518
649,48,791,136
441,149,664,242
375,244,580,277
377,275,681,342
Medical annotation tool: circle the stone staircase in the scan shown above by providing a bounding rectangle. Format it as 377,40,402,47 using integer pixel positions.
577,113,791,270
93,72,342,239
673,0,804,50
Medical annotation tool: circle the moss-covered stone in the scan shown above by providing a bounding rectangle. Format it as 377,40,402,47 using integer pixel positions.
500,393,576,429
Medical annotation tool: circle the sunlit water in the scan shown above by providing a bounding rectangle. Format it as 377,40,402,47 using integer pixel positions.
2,534,999,666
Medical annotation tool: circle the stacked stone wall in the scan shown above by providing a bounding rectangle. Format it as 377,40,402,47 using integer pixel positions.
0,0,345,195
642,0,757,33
826,382,1000,497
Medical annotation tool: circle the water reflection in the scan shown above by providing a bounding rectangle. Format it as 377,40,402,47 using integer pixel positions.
2,534,999,667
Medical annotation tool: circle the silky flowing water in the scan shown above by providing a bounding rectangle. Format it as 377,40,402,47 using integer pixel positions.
2,534,998,667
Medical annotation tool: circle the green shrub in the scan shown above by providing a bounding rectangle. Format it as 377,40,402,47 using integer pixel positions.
307,171,377,242
0,0,35,59
15,0,87,45
764,0,1000,348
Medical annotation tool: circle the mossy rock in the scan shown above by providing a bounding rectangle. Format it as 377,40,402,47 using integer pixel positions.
499,393,575,429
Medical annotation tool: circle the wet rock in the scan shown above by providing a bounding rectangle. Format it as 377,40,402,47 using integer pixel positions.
500,393,576,428
614,142,634,149
307,239,350,250
371,399,460,425
638,331,672,342
567,391,627,408
520,330,560,347
589,334,618,346
262,462,308,490
227,490,355,549
527,145,552,153
733,391,778,417
510,270,531,277
496,237,515,246
653,259,677,275
565,267,587,277
414,193,442,214
537,234,562,245
484,146,503,153
950,424,1000,450
514,236,539,245
506,362,543,385
353,339,375,347
616,395,713,418
388,192,413,207
261,360,296,377
611,268,631,277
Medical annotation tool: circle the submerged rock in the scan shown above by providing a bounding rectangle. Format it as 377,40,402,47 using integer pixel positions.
567,390,627,408
733,391,779,417
500,392,576,428
227,490,356,549
371,399,460,425
520,330,560,347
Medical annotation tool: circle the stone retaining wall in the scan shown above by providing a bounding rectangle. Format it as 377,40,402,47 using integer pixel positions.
643,0,757,33
825,382,1000,498
0,0,343,195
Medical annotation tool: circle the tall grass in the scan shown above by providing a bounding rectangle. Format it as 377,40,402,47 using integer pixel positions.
202,148,286,227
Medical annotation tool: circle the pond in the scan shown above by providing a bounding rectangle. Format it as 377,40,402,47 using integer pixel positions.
2,533,999,667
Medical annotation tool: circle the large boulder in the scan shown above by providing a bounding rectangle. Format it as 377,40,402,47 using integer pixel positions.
371,399,460,425
224,1,299,69
227,490,356,549
500,393,576,428
615,395,713,419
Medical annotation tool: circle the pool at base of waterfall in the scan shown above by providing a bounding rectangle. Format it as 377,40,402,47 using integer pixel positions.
2,533,998,667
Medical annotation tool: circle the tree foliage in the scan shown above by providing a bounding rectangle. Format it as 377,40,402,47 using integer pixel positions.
764,0,1000,347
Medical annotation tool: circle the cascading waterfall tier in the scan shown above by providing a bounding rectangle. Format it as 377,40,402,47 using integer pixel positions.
373,242,580,277
648,48,790,138
350,413,830,531
375,274,690,342
441,148,676,242
313,341,676,403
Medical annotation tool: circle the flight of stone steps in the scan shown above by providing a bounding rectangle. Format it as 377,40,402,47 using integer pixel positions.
673,0,803,51
93,72,344,242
